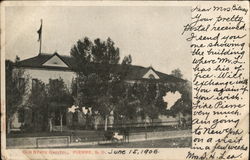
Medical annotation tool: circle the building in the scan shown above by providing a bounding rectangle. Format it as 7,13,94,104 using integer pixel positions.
9,52,191,131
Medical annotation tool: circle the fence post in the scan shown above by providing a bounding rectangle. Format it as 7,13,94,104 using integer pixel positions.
67,136,69,147
36,138,39,148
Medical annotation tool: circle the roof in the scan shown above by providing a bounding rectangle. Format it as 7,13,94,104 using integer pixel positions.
15,53,185,83
16,53,76,70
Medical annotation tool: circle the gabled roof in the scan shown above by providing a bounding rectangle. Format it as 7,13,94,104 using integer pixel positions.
42,53,69,67
123,65,184,82
16,52,76,70
15,53,185,82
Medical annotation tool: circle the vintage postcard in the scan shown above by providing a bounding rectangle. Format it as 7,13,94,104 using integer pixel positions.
1,1,249,160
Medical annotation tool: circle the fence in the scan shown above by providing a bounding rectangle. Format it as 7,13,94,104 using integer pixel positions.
96,120,191,130
36,136,70,148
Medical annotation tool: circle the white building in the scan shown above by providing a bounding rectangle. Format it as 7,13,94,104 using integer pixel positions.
10,52,190,131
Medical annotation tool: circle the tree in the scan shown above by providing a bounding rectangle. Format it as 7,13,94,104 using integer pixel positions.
71,37,131,130
47,78,73,132
112,82,139,128
121,55,132,65
27,79,47,132
170,81,192,115
169,68,192,123
133,82,162,124
158,80,192,127
92,38,120,64
70,38,92,63
171,68,183,78
6,60,29,133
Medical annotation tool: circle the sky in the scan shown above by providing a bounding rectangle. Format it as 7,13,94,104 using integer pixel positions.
5,6,191,80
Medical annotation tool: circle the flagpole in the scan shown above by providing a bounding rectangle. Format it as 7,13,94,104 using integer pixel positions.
39,19,43,54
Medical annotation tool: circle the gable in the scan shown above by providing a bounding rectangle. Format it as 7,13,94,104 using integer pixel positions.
142,68,160,79
42,55,68,67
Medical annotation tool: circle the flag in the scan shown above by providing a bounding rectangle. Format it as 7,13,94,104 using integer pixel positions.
37,20,42,41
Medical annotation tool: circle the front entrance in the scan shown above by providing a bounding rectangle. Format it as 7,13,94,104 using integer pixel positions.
49,105,68,131
54,110,66,126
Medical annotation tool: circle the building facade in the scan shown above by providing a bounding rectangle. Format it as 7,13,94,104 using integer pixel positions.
10,52,191,131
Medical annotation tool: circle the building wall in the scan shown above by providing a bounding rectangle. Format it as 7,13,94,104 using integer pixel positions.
11,67,76,130
21,68,76,89
10,67,191,131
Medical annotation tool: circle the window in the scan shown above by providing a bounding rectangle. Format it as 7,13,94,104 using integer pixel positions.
32,79,39,91
18,108,25,123
148,74,155,79
32,110,35,122
54,110,66,126
55,111,61,126
18,78,25,93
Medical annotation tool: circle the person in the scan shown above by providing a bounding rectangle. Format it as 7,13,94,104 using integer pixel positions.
181,118,187,128
120,127,129,143
104,130,114,141
113,132,123,141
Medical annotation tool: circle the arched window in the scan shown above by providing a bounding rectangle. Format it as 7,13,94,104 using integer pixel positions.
149,74,155,79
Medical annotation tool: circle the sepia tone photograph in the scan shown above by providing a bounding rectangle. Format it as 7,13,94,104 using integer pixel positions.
4,5,192,149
